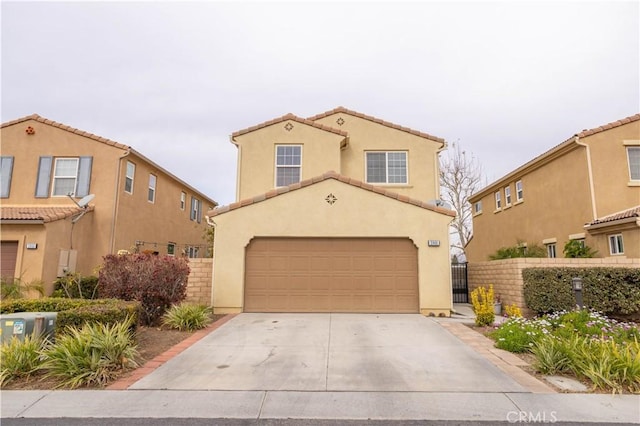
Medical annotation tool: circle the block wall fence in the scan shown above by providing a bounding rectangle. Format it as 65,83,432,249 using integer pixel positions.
185,258,213,305
468,258,640,317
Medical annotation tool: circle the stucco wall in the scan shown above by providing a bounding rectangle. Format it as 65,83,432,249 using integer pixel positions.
468,258,640,316
212,178,453,315
185,258,213,305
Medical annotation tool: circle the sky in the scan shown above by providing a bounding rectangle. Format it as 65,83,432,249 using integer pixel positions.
2,1,638,207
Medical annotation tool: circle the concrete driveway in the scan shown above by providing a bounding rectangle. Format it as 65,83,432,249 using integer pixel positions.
130,313,526,392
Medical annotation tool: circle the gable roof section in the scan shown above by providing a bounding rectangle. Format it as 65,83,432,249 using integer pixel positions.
470,112,640,201
585,205,640,227
209,170,455,218
2,114,217,206
230,113,348,141
307,106,445,145
1,205,94,224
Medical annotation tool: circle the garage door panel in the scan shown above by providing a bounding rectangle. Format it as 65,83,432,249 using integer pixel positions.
245,238,418,313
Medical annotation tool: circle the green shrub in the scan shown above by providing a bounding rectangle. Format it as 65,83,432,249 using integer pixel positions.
563,239,597,258
531,334,575,374
41,317,138,389
162,304,212,331
0,335,47,385
99,253,190,326
492,317,542,352
489,241,546,260
0,298,140,334
523,267,640,315
52,274,99,299
1,276,44,300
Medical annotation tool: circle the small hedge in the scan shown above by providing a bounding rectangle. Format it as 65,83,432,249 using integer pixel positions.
523,267,640,315
52,275,100,299
0,298,140,333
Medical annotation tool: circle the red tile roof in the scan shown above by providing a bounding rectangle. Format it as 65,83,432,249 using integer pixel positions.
209,171,455,218
307,106,446,144
1,205,94,223
1,114,217,205
578,113,640,138
587,206,640,226
1,114,131,150
231,113,348,140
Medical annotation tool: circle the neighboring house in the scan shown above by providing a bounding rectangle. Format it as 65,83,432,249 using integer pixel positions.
208,107,455,315
466,113,640,262
1,114,217,294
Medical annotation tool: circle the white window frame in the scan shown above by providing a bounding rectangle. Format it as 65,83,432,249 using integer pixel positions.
180,191,186,210
504,186,512,206
495,191,502,210
609,234,624,255
51,157,79,197
515,180,523,202
474,200,482,214
627,146,640,181
187,246,199,258
190,196,202,223
546,243,557,258
365,151,408,184
125,161,135,194
148,174,157,203
275,145,302,187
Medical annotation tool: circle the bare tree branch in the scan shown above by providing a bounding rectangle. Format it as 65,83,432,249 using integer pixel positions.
439,141,484,260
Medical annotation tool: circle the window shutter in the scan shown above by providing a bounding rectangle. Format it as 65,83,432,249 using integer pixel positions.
0,156,14,198
197,199,202,223
190,196,196,221
75,156,93,197
35,156,53,198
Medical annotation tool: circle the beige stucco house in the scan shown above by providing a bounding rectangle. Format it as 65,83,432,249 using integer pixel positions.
1,114,217,294
466,113,640,262
209,107,455,315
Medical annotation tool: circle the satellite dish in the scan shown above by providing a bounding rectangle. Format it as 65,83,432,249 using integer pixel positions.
77,194,95,208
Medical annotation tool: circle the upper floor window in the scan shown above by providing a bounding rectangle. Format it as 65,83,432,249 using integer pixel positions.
190,196,202,223
609,234,624,255
180,192,186,210
494,191,502,210
35,156,92,198
627,147,640,181
546,243,557,258
504,186,512,206
515,180,523,202
474,200,482,214
125,161,135,194
1,156,14,198
275,145,302,187
148,174,157,203
366,151,407,184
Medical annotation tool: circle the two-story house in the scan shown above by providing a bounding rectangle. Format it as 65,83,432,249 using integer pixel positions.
208,107,455,315
466,113,640,262
1,114,217,294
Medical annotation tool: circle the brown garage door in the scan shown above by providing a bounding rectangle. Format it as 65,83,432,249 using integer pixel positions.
1,241,19,280
244,238,418,313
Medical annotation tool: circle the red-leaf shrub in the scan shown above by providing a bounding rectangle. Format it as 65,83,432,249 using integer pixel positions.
98,253,190,326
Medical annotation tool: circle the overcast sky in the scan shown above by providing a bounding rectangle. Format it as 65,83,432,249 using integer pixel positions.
2,1,638,206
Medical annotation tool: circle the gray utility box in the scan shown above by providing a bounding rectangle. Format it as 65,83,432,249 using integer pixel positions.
0,312,57,344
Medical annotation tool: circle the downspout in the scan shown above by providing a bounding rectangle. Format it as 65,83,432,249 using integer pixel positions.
205,215,217,307
574,136,597,220
435,141,448,199
110,150,130,253
231,135,241,202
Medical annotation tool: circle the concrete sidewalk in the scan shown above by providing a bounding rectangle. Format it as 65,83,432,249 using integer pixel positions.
2,389,639,423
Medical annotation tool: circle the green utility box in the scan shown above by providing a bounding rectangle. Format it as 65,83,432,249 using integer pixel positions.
0,312,57,344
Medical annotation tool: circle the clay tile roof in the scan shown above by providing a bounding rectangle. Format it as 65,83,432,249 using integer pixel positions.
586,206,640,226
231,113,348,140
208,170,455,218
1,114,131,150
0,205,94,223
307,106,445,144
578,114,640,137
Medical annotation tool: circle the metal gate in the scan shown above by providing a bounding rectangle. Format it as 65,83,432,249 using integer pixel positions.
451,262,469,303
